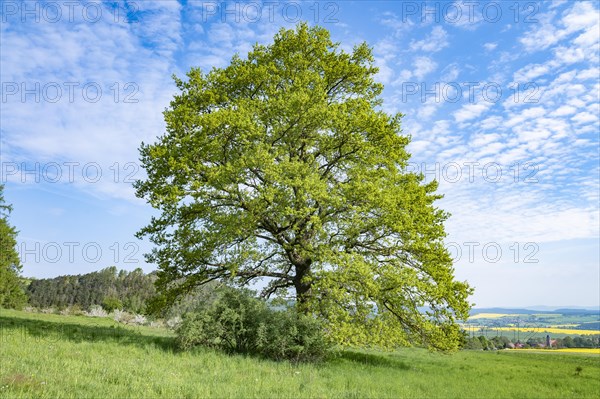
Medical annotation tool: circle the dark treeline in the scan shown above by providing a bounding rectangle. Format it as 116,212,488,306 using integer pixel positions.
26,266,156,313
577,322,600,331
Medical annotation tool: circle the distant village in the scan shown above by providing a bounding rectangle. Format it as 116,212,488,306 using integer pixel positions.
463,333,599,350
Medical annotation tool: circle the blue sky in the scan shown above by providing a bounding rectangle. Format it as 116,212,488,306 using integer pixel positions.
1,1,598,308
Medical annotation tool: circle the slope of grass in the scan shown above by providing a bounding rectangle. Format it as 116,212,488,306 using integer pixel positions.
1,309,599,398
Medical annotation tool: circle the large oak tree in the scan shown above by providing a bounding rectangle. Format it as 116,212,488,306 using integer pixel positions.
136,23,472,351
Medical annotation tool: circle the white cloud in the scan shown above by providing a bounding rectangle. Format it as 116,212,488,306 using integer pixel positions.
373,38,398,84
413,56,437,80
369,2,598,307
574,25,600,47
469,133,501,148
483,42,497,51
577,67,600,80
513,64,550,82
374,38,398,59
417,104,437,119
561,2,600,33
479,116,503,130
554,46,586,64
207,23,236,44
410,26,449,52
453,102,491,123
551,105,577,116
397,69,413,82
440,63,460,82
0,2,183,200
520,1,600,52
549,0,569,9
504,106,546,128
379,11,414,37
449,1,484,31
374,56,394,84
571,112,599,125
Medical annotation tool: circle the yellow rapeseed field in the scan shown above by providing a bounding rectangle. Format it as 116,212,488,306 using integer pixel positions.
516,348,600,355
494,327,600,335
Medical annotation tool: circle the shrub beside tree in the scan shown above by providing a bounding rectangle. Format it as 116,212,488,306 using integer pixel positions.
176,288,332,362
101,296,124,312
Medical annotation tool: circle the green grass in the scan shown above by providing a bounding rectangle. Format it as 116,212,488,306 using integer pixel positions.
1,309,599,398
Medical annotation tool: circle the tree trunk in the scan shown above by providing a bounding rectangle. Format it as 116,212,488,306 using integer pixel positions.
293,259,312,314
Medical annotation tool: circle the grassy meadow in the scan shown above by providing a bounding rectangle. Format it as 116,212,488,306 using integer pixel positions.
1,309,599,399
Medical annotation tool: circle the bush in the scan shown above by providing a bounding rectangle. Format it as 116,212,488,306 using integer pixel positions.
86,305,108,317
176,288,332,362
58,305,85,316
101,296,123,312
113,309,128,323
131,314,147,325
166,316,182,329
463,337,483,350
70,304,84,315
255,308,332,362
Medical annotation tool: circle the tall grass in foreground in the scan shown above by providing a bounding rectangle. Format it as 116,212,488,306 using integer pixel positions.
1,309,599,398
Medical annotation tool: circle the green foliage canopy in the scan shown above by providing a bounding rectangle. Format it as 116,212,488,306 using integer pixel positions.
136,23,472,351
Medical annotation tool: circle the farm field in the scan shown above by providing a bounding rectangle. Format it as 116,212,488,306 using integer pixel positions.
493,327,600,336
463,326,600,339
1,309,600,399
515,348,600,355
465,311,600,339
467,313,520,320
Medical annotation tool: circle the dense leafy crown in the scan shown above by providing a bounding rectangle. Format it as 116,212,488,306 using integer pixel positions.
136,23,472,351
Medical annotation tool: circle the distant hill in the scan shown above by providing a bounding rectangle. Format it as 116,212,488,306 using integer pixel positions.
525,305,600,312
554,308,600,315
